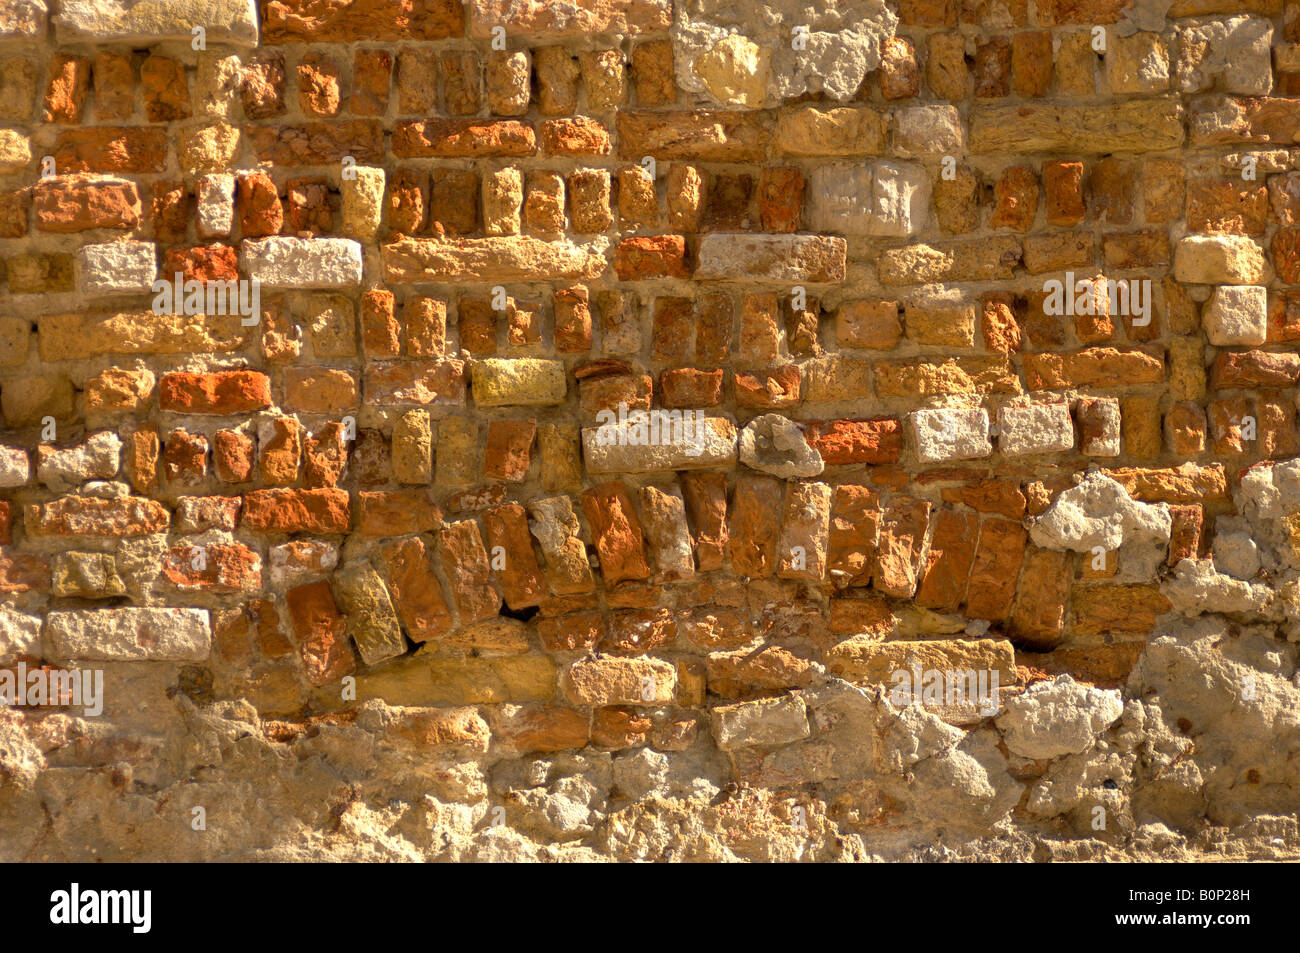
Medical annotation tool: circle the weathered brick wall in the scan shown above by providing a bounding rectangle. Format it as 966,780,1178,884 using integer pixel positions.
4,0,1300,861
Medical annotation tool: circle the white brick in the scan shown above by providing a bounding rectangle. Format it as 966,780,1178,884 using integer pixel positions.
1203,285,1267,346
893,105,964,158
0,605,42,664
1079,398,1121,457
909,408,992,463
54,0,258,46
583,416,738,473
196,173,235,239
0,444,29,487
76,240,158,296
998,401,1074,456
808,161,929,237
45,608,211,661
241,237,364,289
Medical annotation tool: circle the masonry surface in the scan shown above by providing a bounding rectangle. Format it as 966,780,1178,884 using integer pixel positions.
4,0,1300,862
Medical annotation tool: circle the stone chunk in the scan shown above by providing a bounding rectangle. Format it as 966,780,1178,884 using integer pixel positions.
970,101,1184,153
828,637,1017,688
909,408,991,463
1030,471,1171,581
893,105,964,157
0,0,45,40
335,562,405,666
775,106,886,156
0,445,29,487
468,0,671,37
46,608,211,661
739,414,823,478
807,161,929,237
383,237,604,282
1175,16,1273,96
36,431,121,491
995,675,1123,759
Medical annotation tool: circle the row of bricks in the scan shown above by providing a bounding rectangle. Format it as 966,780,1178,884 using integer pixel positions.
0,472,1205,657
13,156,1300,242
11,20,1300,128
0,396,1272,504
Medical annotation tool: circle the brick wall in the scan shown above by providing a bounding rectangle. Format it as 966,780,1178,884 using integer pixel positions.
2,0,1300,861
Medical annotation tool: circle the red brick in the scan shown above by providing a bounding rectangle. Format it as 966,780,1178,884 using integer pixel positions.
242,488,351,534
0,549,49,593
661,367,724,407
483,419,536,482
828,485,879,588
26,496,170,538
537,611,604,652
964,518,1027,621
263,0,464,42
42,53,89,123
163,543,262,592
302,425,347,489
1211,350,1300,389
213,429,255,483
728,474,782,578
357,489,442,538
582,482,651,586
53,126,168,174
872,497,931,598
807,418,902,465
362,289,400,358
237,172,284,236
378,535,453,641
916,509,977,612
540,117,611,155
141,55,190,121
601,608,676,655
500,705,590,753
682,472,728,572
160,244,239,283
436,519,502,623
734,365,801,410
163,429,209,486
483,503,548,610
758,167,803,233
286,579,355,686
160,371,272,415
34,175,140,232
1008,547,1071,649
613,235,689,280
392,119,535,157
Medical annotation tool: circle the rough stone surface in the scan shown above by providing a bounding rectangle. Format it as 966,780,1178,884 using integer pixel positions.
1031,472,1172,581
2,0,1300,866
